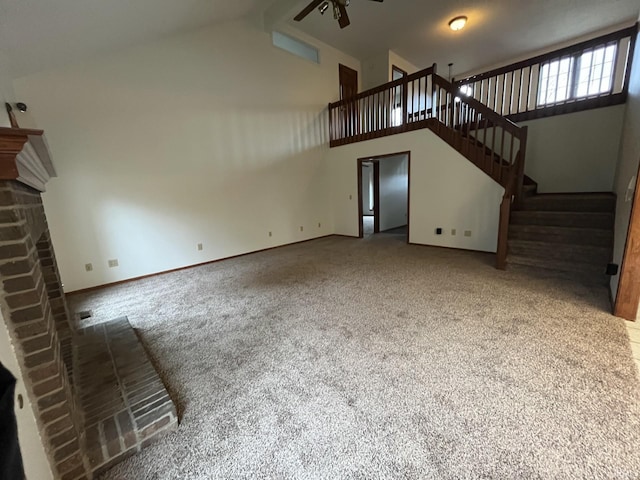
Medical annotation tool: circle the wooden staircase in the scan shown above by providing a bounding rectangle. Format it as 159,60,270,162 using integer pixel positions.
327,65,618,275
507,188,615,280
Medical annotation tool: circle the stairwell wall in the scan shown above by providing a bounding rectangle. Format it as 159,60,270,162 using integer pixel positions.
327,129,504,252
611,25,640,305
521,105,625,193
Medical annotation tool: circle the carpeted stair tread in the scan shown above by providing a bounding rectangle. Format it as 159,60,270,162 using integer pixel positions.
507,239,611,264
522,184,538,197
510,210,614,229
517,193,615,212
508,224,613,247
507,253,606,277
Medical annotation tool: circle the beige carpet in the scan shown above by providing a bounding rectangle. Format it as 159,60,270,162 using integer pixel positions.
68,235,640,479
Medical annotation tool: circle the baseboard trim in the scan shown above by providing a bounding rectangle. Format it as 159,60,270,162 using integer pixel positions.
67,234,346,295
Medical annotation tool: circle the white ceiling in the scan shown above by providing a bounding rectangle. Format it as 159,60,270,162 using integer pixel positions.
284,0,640,77
0,0,266,77
0,0,638,79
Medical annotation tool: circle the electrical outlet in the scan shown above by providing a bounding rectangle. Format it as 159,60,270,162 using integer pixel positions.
300,226,304,232
464,230,472,237
197,243,203,251
85,263,93,272
435,228,443,235
451,229,456,236
108,259,119,268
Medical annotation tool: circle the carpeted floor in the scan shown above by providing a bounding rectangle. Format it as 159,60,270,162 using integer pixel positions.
68,235,640,479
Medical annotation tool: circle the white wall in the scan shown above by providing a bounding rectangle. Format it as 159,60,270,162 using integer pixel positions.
361,50,421,91
611,27,640,303
521,105,625,193
13,20,360,292
328,129,504,252
378,154,408,231
361,164,373,216
0,52,15,127
0,312,54,480
389,50,419,76
361,51,389,91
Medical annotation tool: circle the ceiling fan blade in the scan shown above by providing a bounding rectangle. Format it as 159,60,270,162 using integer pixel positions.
337,4,350,28
294,0,324,21
367,0,384,2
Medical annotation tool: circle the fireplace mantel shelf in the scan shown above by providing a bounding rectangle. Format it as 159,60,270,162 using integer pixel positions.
0,126,57,192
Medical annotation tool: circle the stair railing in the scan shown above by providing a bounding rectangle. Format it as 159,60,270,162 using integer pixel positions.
430,74,529,201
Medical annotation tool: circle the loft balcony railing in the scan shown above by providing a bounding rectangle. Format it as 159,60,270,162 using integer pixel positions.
454,24,637,122
328,64,437,147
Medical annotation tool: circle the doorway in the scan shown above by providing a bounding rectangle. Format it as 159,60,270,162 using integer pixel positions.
357,152,410,241
339,64,358,137
339,64,358,100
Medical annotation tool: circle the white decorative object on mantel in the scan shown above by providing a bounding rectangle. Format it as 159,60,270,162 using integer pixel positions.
16,133,57,191
0,127,57,192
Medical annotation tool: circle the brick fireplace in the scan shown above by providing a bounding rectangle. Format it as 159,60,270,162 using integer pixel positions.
0,127,177,479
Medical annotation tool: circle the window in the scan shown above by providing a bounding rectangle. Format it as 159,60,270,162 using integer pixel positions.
272,31,320,64
537,44,617,106
575,44,617,97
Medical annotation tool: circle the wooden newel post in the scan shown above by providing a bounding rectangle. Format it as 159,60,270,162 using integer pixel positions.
496,193,511,270
515,126,528,204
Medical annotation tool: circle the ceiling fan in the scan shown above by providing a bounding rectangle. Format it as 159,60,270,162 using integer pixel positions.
294,0,383,29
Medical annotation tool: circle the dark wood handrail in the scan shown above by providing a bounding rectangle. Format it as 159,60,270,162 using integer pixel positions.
455,24,637,85
432,75,523,135
329,64,437,109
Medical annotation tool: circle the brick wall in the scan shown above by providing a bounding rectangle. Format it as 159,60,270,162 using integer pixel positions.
0,180,90,479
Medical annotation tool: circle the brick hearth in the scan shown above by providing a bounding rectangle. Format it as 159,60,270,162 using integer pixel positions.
75,317,177,475
0,127,178,479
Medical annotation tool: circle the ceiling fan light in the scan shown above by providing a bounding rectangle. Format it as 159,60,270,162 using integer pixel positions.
319,1,329,15
449,16,468,31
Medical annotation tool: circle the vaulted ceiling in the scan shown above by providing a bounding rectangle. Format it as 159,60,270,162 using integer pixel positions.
0,0,265,77
1,0,638,79
279,0,640,76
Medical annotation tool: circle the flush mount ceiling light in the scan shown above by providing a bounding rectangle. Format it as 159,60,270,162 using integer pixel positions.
449,16,468,31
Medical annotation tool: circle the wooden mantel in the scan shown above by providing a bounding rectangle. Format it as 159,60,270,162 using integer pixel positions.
0,126,57,192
